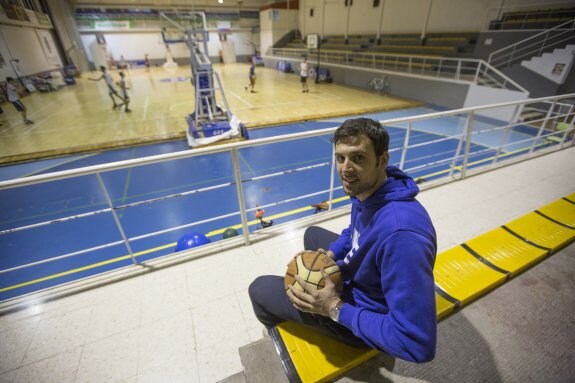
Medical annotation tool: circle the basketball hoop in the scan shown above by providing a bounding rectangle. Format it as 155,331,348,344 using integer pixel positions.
217,21,231,43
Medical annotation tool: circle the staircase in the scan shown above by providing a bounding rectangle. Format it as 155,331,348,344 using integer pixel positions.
488,19,575,69
521,44,575,83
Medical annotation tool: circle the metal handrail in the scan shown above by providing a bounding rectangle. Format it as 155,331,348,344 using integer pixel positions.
4,94,571,192
1,94,574,300
267,48,528,93
488,19,575,67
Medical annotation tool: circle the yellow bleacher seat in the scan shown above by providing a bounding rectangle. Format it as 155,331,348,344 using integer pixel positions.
272,322,378,383
504,211,574,251
434,245,508,305
435,291,456,320
536,198,575,228
465,227,548,276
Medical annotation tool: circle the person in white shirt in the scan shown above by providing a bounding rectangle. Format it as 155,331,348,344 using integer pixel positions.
5,77,33,125
116,72,131,113
89,66,124,109
300,57,309,93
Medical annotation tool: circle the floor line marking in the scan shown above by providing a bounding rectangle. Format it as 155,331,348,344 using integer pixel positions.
0,198,351,294
142,96,149,120
229,91,255,108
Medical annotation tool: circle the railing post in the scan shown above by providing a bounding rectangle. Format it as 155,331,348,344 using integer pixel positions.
399,122,412,170
231,148,251,245
449,120,466,178
328,146,336,212
474,62,481,84
436,58,441,77
493,105,521,165
508,45,517,68
529,101,556,154
96,173,137,264
460,111,475,180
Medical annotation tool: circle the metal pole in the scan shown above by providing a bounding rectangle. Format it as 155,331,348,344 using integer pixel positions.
316,34,321,84
345,0,351,42
460,111,475,180
449,121,466,178
377,0,385,43
529,101,556,154
231,148,251,245
328,145,336,212
420,0,432,43
96,173,137,264
399,122,412,169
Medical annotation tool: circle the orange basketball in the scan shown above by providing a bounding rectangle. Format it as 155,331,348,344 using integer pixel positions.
284,250,342,292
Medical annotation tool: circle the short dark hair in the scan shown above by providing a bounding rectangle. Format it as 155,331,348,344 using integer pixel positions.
99,66,106,71
333,118,389,156
6,77,13,82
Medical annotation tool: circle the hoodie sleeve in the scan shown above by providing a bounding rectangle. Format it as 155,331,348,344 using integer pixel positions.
328,225,352,261
337,231,437,363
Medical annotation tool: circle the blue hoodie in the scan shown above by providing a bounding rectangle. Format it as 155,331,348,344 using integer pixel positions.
328,166,437,363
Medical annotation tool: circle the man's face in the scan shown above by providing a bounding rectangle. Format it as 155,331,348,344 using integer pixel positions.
335,134,388,201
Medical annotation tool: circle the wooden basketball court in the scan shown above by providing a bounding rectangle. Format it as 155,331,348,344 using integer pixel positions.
0,63,420,164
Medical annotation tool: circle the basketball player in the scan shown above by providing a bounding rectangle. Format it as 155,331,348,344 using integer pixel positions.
116,72,131,113
300,56,309,93
245,61,256,93
144,54,150,71
5,77,33,125
249,118,437,363
89,66,124,109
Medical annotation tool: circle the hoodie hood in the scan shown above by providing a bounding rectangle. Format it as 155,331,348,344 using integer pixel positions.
359,166,419,209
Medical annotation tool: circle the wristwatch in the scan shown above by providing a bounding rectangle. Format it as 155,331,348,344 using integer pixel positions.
329,300,343,323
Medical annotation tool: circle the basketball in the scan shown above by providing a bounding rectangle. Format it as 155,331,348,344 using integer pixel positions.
222,227,239,239
284,250,342,292
175,232,211,252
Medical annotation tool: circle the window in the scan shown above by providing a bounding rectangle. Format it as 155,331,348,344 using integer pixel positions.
310,8,314,17
373,0,380,7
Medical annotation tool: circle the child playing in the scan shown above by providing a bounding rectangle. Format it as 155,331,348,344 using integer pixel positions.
5,77,33,125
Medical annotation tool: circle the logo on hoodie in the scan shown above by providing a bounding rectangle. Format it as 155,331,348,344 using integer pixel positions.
344,228,360,264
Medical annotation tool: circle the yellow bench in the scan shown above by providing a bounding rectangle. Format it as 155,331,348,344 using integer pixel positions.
270,193,575,383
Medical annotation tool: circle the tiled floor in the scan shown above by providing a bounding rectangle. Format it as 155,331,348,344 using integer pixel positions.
0,146,574,382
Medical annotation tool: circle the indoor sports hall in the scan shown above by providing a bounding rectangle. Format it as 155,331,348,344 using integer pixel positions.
1,1,574,382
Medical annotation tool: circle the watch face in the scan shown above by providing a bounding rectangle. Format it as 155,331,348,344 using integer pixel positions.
330,302,341,322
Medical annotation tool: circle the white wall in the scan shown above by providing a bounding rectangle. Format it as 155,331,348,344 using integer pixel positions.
0,25,62,79
260,8,298,56
464,84,529,121
79,30,257,66
299,0,572,37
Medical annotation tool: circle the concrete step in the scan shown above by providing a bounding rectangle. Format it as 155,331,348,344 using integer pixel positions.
231,338,290,383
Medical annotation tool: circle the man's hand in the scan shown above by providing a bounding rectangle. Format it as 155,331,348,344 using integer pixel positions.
287,269,341,317
317,248,336,260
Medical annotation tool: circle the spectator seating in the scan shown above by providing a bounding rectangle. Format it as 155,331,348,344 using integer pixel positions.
489,6,575,30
